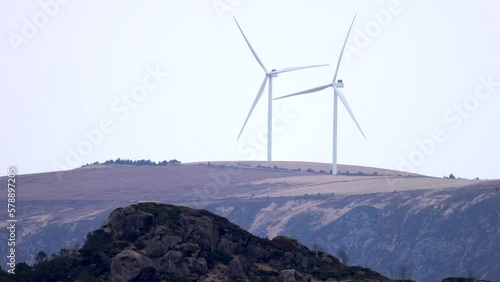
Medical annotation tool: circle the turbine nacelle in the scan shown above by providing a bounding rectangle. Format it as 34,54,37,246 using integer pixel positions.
268,69,278,77
330,79,344,88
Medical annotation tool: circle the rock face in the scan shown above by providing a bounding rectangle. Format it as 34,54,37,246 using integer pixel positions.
74,203,391,281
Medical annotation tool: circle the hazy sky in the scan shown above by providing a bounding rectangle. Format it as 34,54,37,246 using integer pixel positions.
1,0,499,179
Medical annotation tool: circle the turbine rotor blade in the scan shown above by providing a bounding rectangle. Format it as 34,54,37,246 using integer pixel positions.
274,84,331,100
274,64,329,75
233,17,268,73
334,86,366,139
237,76,269,140
332,13,357,83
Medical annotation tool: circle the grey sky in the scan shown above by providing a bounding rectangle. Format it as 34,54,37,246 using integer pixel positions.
1,0,499,179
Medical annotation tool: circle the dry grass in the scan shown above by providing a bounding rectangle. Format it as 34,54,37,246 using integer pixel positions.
0,162,491,203
250,175,484,197
254,263,274,272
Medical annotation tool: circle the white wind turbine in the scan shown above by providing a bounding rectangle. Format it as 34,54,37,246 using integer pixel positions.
274,14,366,175
234,17,328,162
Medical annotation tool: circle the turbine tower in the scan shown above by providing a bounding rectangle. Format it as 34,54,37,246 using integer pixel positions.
234,17,328,162
274,14,365,174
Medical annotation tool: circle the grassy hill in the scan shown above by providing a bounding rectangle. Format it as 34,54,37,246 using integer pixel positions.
0,161,497,281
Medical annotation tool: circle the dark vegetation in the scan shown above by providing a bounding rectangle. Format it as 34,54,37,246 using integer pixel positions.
338,170,383,176
104,158,180,166
83,158,181,167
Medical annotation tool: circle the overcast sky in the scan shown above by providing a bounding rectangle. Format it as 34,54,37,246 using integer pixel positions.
1,0,499,179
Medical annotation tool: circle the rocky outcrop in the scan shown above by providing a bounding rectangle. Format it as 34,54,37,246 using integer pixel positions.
73,203,391,281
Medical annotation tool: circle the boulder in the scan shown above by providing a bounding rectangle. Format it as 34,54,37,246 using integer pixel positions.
109,250,157,282
225,257,249,282
278,269,306,282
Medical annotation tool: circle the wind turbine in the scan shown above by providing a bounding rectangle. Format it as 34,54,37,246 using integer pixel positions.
274,14,366,175
234,17,328,162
